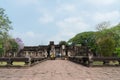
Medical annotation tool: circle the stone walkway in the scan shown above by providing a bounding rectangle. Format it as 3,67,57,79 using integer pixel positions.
0,60,120,80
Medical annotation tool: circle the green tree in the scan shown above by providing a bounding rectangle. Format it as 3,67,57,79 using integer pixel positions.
115,48,120,57
0,8,12,57
96,22,116,57
96,21,110,31
0,8,12,33
11,40,18,52
59,41,68,46
0,38,3,57
110,24,120,57
68,31,96,47
9,39,19,56
2,32,12,56
110,24,120,47
68,21,118,57
97,37,115,57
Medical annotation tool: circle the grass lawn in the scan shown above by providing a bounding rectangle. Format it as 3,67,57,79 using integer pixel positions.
12,62,25,66
93,61,103,65
109,61,119,65
0,62,7,65
93,61,119,65
0,62,25,66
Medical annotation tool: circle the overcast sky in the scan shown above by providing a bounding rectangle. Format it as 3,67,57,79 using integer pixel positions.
0,0,120,46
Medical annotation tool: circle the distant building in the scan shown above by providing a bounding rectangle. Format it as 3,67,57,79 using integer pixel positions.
19,41,86,58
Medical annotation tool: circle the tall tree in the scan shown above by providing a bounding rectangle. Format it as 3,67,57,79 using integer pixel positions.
59,41,68,46
9,39,19,57
0,8,12,34
96,21,110,31
96,22,116,57
0,8,12,57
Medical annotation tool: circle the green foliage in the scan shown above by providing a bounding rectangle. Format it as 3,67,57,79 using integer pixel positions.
0,8,13,56
95,26,116,56
0,8,12,34
0,38,3,56
68,31,96,50
0,39,3,48
110,24,120,47
10,39,19,52
0,8,19,57
59,41,68,46
96,21,110,31
115,48,120,57
0,48,3,57
68,22,120,57
69,32,95,45
97,37,115,57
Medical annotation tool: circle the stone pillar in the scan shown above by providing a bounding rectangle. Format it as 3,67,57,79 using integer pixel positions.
68,51,71,57
13,52,16,57
49,41,56,59
61,45,66,56
30,52,33,57
44,50,48,58
26,51,29,57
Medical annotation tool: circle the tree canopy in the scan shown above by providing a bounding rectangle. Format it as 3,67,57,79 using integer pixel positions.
0,8,24,57
68,22,120,57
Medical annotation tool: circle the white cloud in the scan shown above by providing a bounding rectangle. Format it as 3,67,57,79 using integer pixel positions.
11,0,39,6
26,31,35,37
39,14,54,24
6,0,120,45
12,31,45,46
93,11,120,24
48,31,75,44
56,17,89,32
87,0,119,5
56,4,76,13
51,17,90,43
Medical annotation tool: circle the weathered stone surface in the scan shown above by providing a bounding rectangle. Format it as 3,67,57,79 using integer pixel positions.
0,60,120,80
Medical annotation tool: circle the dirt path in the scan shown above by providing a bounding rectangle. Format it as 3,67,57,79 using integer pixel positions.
0,60,120,80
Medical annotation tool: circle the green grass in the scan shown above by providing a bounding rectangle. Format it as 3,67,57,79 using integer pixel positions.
109,61,119,65
93,61,119,65
12,62,25,66
0,62,7,65
0,62,25,66
93,61,103,65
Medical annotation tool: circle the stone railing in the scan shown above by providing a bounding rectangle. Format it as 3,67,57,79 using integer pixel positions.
0,57,47,67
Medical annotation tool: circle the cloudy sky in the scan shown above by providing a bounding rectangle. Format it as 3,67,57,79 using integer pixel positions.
0,0,120,46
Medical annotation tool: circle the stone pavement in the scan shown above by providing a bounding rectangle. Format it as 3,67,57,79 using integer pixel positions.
0,60,120,80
